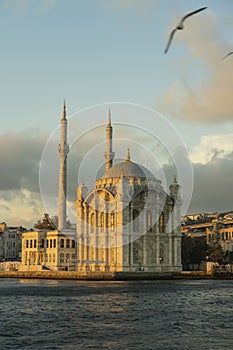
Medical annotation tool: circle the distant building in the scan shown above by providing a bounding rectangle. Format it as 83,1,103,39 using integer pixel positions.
20,230,76,271
0,223,26,261
181,211,233,260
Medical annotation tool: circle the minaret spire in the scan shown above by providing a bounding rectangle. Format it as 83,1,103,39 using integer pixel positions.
108,108,111,126
62,99,66,120
104,108,114,171
58,101,69,231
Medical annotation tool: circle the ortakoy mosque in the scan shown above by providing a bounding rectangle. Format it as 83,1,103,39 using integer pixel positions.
21,104,182,273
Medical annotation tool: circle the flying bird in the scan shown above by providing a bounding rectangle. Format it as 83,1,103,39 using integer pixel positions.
164,7,207,54
222,52,233,60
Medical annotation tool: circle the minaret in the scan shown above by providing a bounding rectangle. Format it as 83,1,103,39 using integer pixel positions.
104,109,114,170
58,101,69,231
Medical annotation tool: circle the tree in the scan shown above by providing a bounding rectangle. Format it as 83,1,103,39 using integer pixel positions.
34,213,57,231
206,243,224,263
182,235,208,270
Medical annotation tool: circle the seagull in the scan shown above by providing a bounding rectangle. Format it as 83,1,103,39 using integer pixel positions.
222,52,233,60
164,7,207,54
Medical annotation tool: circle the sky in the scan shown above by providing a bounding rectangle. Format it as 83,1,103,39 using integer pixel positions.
0,0,233,228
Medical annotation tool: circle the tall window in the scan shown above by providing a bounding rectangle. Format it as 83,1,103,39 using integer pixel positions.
147,210,152,232
110,212,115,231
60,239,64,248
101,212,104,232
91,212,95,233
159,212,164,233
133,209,139,232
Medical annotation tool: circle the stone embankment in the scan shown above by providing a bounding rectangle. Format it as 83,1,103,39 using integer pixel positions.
0,270,218,280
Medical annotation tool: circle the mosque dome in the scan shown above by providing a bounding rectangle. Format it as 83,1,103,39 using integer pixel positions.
100,149,155,180
101,159,155,180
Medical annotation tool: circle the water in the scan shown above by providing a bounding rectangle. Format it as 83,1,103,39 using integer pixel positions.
0,279,232,350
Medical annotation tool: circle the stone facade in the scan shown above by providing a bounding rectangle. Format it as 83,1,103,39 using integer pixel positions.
0,223,26,261
21,230,77,271
76,117,183,273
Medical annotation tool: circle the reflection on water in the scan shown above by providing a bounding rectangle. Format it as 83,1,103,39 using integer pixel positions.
0,279,233,349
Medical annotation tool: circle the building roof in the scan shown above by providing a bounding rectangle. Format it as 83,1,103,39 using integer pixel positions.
101,160,155,180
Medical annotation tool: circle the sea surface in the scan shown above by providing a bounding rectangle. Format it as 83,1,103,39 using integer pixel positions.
0,278,232,350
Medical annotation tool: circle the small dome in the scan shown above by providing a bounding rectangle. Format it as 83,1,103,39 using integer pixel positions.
101,161,155,180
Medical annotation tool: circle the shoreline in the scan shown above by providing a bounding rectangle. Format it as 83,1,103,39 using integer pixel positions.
0,270,229,281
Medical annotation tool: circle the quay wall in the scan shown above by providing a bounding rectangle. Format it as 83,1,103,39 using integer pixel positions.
0,270,216,281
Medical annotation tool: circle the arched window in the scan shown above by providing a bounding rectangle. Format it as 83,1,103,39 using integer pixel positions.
147,210,152,232
133,209,139,232
101,212,104,232
91,212,95,233
110,212,115,231
159,212,164,233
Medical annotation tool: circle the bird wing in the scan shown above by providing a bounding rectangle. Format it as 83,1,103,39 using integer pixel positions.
222,52,233,60
181,7,207,24
164,28,177,54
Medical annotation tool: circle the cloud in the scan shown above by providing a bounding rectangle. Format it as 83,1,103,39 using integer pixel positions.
190,134,233,164
0,189,44,228
0,130,47,192
188,153,233,214
0,130,50,228
160,11,233,122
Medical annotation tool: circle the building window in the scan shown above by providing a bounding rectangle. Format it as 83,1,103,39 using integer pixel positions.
46,239,49,248
91,212,95,233
226,232,229,240
40,239,44,248
26,240,29,248
50,239,53,248
133,209,139,232
66,239,70,248
101,212,104,232
60,253,64,263
147,210,152,232
34,239,37,248
159,213,164,233
72,240,75,248
110,212,115,231
53,239,56,248
30,240,33,248
222,232,224,241
60,239,64,248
